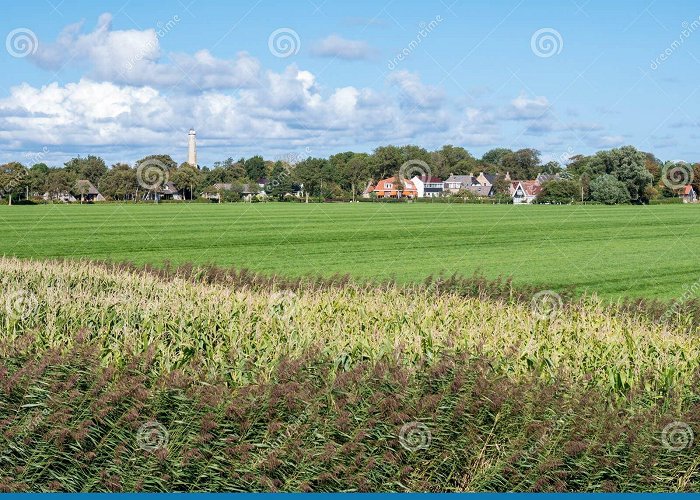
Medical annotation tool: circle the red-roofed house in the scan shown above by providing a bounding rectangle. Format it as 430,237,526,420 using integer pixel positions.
510,180,542,204
373,177,418,199
681,184,697,203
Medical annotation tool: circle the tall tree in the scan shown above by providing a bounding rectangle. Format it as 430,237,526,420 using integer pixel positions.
172,163,203,200
134,155,178,171
44,169,77,200
481,148,513,166
100,164,137,200
267,161,293,200
590,174,630,204
0,162,28,202
64,155,108,185
244,156,267,181
500,149,542,179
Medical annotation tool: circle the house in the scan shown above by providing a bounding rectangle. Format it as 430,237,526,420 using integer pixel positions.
462,185,495,197
443,174,495,197
74,179,105,202
680,184,697,203
257,178,268,196
443,174,478,193
411,175,444,198
476,171,500,186
201,183,233,202
143,181,184,201
159,182,184,200
42,191,76,203
510,180,542,204
241,183,261,202
536,173,560,184
372,176,418,198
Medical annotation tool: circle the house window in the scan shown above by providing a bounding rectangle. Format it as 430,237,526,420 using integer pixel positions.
385,183,393,189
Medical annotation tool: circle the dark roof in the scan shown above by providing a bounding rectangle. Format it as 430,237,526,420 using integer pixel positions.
463,185,494,197
444,174,476,185
417,175,443,183
481,172,497,185
158,182,180,195
75,179,100,195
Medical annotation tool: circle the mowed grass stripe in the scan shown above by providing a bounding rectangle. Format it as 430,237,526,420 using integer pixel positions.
0,203,698,299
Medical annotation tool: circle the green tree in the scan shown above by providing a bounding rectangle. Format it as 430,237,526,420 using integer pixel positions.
590,174,630,204
0,162,28,203
582,146,653,202
369,145,404,180
244,156,267,181
267,161,293,200
64,155,107,185
26,163,49,196
44,169,77,200
99,164,137,200
342,153,372,200
134,155,178,171
481,148,513,166
172,163,203,200
430,145,477,178
536,179,581,204
293,158,329,197
500,149,542,179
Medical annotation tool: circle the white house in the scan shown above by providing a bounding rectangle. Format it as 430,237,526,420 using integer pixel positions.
411,175,444,198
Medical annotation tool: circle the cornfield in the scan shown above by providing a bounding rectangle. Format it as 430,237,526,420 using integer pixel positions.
1,257,699,491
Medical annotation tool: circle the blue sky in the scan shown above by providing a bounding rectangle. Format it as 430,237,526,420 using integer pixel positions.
1,0,699,167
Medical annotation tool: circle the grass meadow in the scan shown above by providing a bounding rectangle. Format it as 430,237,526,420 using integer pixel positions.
0,202,698,299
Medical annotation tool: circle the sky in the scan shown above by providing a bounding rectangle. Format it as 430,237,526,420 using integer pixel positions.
1,0,699,167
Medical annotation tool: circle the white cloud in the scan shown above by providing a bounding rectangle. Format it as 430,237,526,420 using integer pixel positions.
31,13,261,90
508,93,550,120
598,135,625,147
452,107,500,146
386,70,444,109
310,34,375,60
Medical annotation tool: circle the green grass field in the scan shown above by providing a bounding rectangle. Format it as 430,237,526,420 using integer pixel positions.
0,202,698,299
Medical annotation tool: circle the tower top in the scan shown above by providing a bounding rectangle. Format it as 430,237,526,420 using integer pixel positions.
189,128,196,135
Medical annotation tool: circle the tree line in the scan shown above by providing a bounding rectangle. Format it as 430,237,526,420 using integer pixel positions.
0,144,696,204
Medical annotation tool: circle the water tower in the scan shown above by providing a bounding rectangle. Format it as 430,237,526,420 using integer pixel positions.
187,128,197,168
